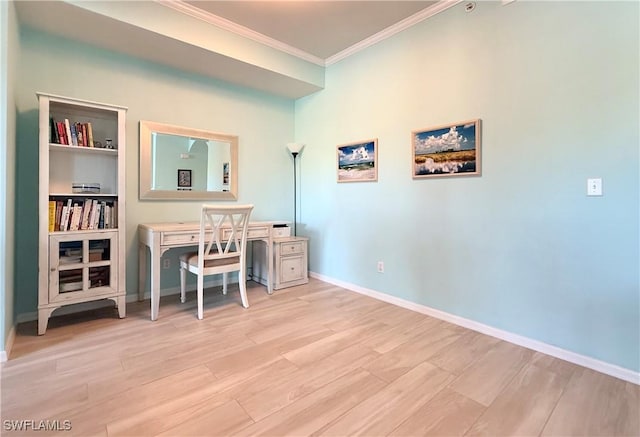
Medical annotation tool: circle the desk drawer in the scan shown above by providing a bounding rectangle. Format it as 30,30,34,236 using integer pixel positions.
271,227,291,238
280,241,304,255
222,226,269,240
161,232,214,246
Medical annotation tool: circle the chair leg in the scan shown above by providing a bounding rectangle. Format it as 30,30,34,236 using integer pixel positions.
180,264,186,303
197,272,204,320
239,271,249,308
222,272,228,295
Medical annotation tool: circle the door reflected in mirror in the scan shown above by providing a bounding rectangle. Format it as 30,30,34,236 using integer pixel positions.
139,121,238,200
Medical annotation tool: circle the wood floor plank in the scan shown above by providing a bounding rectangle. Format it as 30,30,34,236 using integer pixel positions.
237,343,380,421
106,388,232,436
363,325,462,382
57,365,217,436
466,363,567,436
388,388,485,436
541,367,640,436
281,319,387,367
156,399,254,436
316,361,455,436
359,314,443,354
427,329,500,375
448,340,534,406
234,368,386,437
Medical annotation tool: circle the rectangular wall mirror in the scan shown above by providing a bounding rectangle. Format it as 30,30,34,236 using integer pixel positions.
139,120,238,200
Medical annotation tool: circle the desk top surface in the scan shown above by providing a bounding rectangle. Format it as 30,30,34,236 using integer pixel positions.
139,220,290,233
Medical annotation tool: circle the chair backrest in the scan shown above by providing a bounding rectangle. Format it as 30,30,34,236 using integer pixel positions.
198,204,254,269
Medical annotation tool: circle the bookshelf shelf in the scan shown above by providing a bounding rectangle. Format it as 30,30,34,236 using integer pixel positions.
49,193,117,197
49,143,118,156
38,93,127,335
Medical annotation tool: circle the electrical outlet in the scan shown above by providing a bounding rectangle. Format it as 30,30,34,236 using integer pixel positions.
162,258,170,269
377,261,384,273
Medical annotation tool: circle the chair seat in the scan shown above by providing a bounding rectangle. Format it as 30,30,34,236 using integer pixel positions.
180,252,240,269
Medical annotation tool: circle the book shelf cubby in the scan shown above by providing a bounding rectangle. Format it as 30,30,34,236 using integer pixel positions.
37,93,127,335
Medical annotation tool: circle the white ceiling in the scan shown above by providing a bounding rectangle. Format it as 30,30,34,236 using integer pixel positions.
14,0,458,98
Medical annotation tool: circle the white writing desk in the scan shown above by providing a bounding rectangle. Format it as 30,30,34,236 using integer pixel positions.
138,220,289,320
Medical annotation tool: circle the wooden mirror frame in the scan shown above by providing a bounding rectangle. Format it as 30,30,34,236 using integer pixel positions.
139,120,238,200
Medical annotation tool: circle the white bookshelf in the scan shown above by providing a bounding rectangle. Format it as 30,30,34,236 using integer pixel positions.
37,93,127,335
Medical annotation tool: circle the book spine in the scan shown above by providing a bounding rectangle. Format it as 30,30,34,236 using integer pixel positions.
70,123,78,147
56,122,66,145
48,200,56,232
98,201,106,229
87,122,94,147
61,206,69,232
103,204,110,229
64,119,73,147
80,199,91,230
88,199,98,230
49,118,59,144
68,204,78,231
55,200,63,232
74,123,82,147
62,198,73,231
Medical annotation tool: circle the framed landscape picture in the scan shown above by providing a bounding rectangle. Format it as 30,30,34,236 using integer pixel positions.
412,119,481,179
337,138,378,183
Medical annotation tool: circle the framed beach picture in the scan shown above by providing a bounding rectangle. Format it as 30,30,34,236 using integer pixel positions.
337,138,378,183
412,119,481,179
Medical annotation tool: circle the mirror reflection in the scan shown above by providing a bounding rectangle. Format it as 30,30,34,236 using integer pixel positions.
139,121,238,200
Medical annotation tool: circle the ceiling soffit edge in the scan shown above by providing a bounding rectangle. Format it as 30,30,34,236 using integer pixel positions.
158,0,326,66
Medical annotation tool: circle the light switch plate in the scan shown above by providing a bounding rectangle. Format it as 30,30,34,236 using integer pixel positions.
587,178,602,196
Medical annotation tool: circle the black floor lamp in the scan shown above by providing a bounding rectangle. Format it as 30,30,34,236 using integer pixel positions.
286,143,304,236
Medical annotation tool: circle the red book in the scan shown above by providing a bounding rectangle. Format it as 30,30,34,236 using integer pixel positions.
56,122,67,145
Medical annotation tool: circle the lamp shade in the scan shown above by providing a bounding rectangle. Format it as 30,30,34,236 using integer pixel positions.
287,143,305,154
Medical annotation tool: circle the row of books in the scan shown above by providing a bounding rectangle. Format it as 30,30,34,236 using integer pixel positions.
49,198,118,232
49,117,95,147
59,266,110,292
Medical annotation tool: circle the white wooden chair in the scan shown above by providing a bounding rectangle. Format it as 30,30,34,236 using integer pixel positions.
179,204,254,319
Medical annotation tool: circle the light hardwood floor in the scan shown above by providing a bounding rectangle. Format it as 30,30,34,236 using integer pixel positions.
2,278,638,436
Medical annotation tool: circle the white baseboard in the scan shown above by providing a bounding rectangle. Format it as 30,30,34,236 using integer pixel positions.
1,324,16,362
310,272,640,385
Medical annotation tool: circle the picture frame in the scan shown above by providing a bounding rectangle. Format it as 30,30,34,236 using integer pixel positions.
222,162,229,186
412,119,481,179
337,138,378,183
177,169,192,189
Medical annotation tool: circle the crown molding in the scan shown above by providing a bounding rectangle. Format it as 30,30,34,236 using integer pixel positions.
157,0,326,66
325,0,462,66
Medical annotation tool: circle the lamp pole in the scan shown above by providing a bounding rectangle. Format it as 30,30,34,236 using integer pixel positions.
291,151,298,236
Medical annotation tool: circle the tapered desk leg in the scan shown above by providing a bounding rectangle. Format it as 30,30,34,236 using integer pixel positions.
267,238,274,294
138,243,146,302
150,243,162,321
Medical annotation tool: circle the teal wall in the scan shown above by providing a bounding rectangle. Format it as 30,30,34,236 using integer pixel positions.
295,2,639,371
14,29,295,316
1,0,18,355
